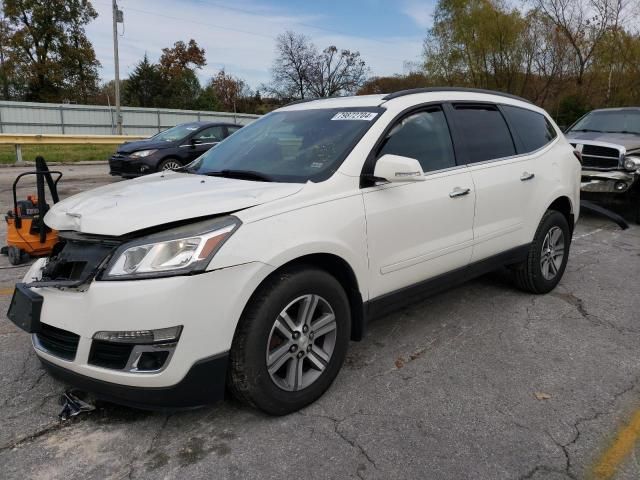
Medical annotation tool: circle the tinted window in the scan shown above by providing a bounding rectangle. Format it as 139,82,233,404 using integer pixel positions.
227,125,242,135
451,105,515,163
502,105,557,153
378,109,455,173
194,126,225,142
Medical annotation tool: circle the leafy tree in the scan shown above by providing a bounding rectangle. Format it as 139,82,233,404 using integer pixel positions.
157,39,206,109
3,0,100,102
123,54,162,107
419,0,640,122
424,0,529,92
358,72,431,95
205,69,248,112
0,17,17,99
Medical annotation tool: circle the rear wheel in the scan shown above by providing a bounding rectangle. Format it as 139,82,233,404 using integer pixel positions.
228,266,351,415
157,158,181,172
513,210,570,294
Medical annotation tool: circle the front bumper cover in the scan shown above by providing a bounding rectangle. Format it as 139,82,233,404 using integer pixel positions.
581,169,638,194
40,352,229,410
109,155,157,178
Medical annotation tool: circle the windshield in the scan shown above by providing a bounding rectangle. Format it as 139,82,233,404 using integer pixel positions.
151,124,200,142
188,108,383,183
570,110,640,135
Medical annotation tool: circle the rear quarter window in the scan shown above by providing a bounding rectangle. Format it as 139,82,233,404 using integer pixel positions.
502,105,557,154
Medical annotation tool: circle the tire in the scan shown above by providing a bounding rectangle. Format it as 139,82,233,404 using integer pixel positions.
228,266,351,415
7,246,23,265
157,158,181,172
512,210,571,294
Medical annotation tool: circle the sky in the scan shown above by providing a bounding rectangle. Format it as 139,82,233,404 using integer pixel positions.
85,0,435,90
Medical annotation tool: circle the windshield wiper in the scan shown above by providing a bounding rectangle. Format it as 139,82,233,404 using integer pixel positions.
571,129,603,133
603,130,640,135
202,169,273,182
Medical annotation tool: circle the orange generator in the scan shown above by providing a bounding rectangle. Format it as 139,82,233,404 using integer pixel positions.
2,156,62,265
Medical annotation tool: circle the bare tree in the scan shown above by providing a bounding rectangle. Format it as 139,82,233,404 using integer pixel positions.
270,31,316,100
307,46,369,97
534,0,627,85
268,31,370,100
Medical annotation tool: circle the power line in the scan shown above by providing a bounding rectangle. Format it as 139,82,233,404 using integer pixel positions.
93,0,419,66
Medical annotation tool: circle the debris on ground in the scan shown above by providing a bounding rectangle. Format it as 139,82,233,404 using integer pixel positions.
534,392,552,401
58,390,96,421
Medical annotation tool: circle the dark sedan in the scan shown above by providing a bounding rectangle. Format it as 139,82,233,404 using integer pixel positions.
109,121,242,178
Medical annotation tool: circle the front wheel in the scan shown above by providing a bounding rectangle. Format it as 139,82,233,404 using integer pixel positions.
157,158,181,172
228,267,351,415
512,210,571,294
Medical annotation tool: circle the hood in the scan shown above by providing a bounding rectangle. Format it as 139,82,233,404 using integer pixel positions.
45,172,304,236
566,131,640,153
117,139,176,154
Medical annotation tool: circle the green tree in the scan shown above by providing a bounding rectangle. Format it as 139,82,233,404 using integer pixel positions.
3,0,100,102
124,54,162,107
424,0,529,92
157,39,206,109
358,72,431,95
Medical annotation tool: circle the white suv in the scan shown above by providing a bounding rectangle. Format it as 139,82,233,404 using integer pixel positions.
8,88,580,415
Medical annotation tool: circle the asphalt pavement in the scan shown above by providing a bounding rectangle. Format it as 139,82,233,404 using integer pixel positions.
0,164,639,479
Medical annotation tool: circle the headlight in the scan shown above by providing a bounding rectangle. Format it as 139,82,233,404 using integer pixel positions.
102,216,241,280
623,156,640,172
130,149,158,158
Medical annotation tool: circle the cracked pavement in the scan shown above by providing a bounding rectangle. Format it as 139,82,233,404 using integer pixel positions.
0,164,639,479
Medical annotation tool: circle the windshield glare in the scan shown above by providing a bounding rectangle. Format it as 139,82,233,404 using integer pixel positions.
189,108,382,183
152,124,200,142
570,110,640,134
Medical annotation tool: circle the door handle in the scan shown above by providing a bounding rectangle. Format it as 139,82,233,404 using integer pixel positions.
520,172,535,181
449,187,471,198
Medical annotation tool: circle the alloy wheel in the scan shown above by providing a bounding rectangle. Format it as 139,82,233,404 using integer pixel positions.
161,160,181,170
540,226,565,280
265,294,337,392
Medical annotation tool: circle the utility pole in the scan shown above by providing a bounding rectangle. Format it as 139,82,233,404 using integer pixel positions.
112,1,123,134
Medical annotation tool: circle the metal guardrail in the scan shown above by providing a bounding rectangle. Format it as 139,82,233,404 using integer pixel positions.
0,100,259,136
0,133,146,163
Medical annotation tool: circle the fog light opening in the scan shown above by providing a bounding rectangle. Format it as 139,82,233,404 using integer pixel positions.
615,181,628,191
136,350,170,371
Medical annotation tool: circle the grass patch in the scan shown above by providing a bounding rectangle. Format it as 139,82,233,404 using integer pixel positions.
0,144,117,164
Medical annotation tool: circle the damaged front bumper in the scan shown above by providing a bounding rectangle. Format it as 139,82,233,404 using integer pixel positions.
39,352,229,410
581,169,639,194
9,255,273,410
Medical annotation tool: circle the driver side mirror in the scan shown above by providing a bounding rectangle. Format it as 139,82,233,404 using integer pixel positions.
373,154,425,183
191,138,203,146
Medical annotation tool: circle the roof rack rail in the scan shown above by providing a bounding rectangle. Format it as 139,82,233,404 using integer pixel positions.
381,87,531,104
284,97,319,107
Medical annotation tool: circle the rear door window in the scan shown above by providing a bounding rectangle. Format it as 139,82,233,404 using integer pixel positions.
450,104,516,163
502,105,557,153
378,108,456,173
227,125,242,136
193,126,225,143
